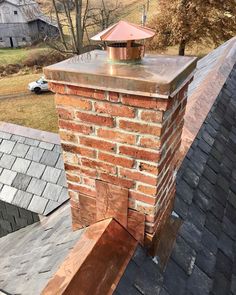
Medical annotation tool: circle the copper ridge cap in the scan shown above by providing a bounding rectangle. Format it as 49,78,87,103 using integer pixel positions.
91,20,155,42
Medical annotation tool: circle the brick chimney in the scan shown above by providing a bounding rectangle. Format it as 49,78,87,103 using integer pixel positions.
44,24,196,248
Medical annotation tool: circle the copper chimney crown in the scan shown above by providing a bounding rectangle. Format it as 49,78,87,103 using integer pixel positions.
91,20,155,62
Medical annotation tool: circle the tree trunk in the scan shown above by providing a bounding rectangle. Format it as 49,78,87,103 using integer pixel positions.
179,40,186,56
75,0,83,54
52,0,68,50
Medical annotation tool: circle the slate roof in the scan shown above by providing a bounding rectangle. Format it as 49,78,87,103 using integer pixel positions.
115,63,236,294
0,124,68,216
0,203,83,295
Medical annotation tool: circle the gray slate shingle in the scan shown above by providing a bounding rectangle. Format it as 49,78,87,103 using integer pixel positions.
12,190,33,209
0,185,17,203
28,195,48,215
44,200,60,215
27,162,46,179
0,169,17,186
24,138,40,147
43,183,62,201
0,140,15,154
0,125,68,217
12,173,32,191
11,143,29,158
25,146,44,162
12,158,31,174
39,142,54,151
27,178,47,196
42,166,61,184
0,132,11,140
40,150,60,167
0,154,16,169
11,134,25,143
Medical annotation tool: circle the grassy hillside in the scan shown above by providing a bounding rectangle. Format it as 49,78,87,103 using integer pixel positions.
0,73,43,95
0,73,58,132
0,47,49,66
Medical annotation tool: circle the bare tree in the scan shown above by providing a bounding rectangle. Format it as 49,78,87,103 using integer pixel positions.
87,0,122,31
46,0,122,55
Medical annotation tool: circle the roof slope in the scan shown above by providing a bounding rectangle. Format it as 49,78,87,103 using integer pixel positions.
0,123,68,216
0,203,83,295
115,63,236,294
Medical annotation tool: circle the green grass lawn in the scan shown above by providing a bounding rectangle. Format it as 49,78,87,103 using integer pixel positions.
0,47,49,66
0,73,44,95
0,73,58,133
0,48,28,66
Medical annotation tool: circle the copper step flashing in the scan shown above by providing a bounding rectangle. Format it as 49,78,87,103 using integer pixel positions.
41,218,138,295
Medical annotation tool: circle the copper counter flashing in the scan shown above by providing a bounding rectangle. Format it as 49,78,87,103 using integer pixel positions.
41,218,138,295
152,215,183,270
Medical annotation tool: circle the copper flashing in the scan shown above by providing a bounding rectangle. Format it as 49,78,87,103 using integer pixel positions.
44,50,197,98
41,218,138,295
96,180,128,227
179,37,236,166
127,209,145,245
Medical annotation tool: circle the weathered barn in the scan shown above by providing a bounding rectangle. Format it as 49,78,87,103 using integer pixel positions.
0,0,58,48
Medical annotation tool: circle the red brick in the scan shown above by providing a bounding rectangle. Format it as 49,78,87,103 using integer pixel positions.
108,91,120,102
97,128,136,145
82,177,96,187
98,152,134,168
119,120,162,136
57,107,74,120
140,110,163,123
145,214,156,223
59,120,92,135
66,85,92,97
80,137,116,152
119,145,161,162
136,203,156,215
121,94,170,111
160,125,174,144
66,85,105,100
137,184,157,196
66,173,81,183
48,82,65,94
81,158,116,174
170,104,182,122
95,101,135,118
140,137,161,149
129,190,156,206
68,182,96,197
76,112,114,127
94,90,106,100
99,172,134,189
178,83,188,101
61,143,96,158
64,163,97,178
139,162,159,175
55,94,91,110
119,168,157,186
59,130,78,144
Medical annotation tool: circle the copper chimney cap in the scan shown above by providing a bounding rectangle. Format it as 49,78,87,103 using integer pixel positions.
91,21,155,62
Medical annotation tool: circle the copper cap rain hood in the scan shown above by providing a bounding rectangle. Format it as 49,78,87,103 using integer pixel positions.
91,20,155,62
